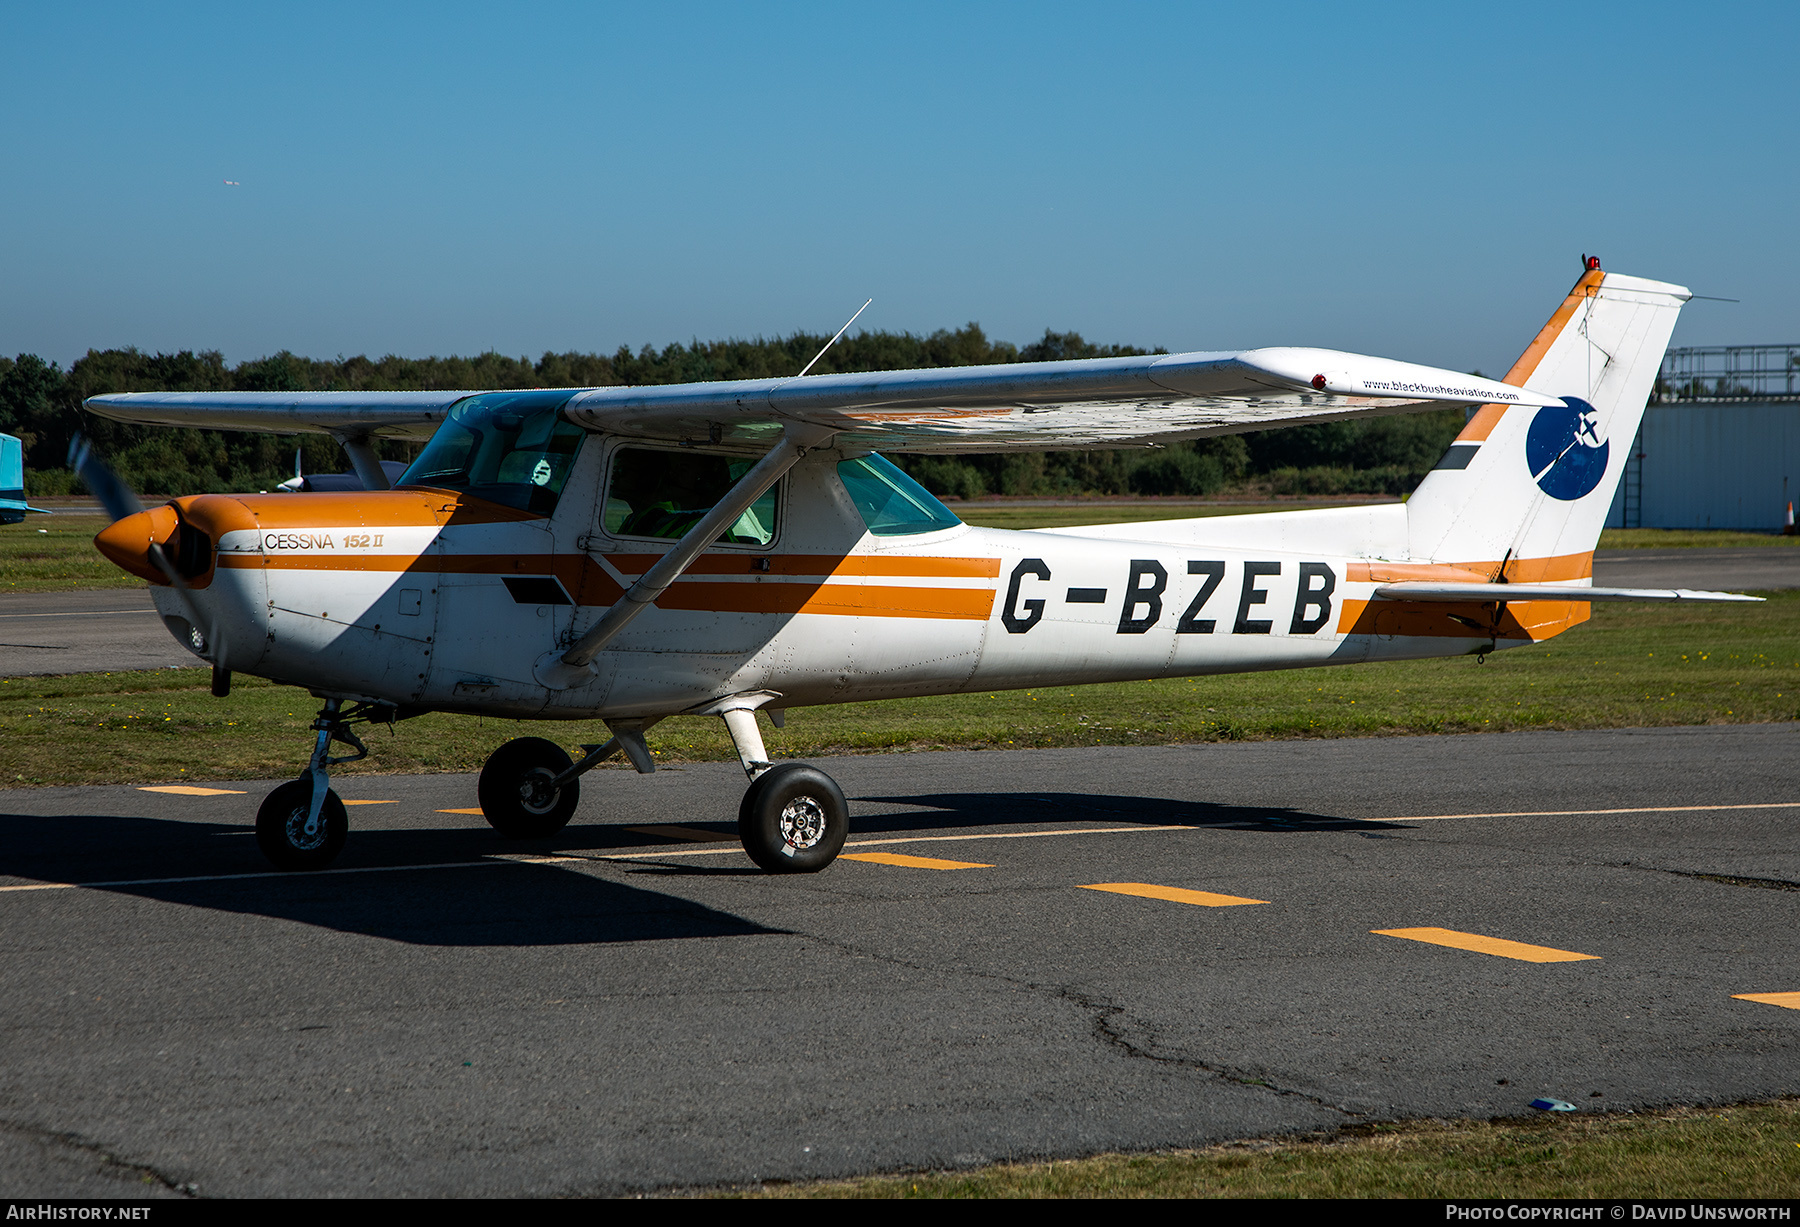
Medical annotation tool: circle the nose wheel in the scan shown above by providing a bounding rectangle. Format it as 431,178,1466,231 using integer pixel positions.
252,697,394,871
256,778,348,871
738,763,848,873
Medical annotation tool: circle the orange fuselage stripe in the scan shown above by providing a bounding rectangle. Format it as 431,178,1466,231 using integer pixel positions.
660,583,994,620
1346,552,1593,585
604,553,1002,579
224,551,999,579
222,552,998,619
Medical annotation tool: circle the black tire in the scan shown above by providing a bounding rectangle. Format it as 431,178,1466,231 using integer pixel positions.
738,763,848,873
478,737,579,839
255,778,348,871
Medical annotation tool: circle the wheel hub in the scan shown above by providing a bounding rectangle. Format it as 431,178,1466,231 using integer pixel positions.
517,768,560,815
284,805,328,851
779,795,827,850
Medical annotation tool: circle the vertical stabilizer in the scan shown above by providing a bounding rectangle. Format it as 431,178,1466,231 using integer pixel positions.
0,433,43,525
1405,267,1689,575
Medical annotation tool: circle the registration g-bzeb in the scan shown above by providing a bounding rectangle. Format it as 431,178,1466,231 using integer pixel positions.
82,261,1754,874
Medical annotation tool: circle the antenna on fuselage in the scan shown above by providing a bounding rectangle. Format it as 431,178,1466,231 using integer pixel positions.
795,298,872,378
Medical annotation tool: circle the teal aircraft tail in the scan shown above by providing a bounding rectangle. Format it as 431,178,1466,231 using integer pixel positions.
0,433,44,524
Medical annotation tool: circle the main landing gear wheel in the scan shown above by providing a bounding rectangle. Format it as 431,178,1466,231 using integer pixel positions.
478,737,580,839
738,762,848,874
255,779,348,871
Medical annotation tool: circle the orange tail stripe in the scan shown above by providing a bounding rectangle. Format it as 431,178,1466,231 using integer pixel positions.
1456,267,1604,444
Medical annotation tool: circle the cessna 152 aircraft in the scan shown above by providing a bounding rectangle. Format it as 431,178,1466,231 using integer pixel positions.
80,261,1755,874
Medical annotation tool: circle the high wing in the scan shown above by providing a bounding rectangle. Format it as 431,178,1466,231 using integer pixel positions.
81,390,466,443
83,347,1559,454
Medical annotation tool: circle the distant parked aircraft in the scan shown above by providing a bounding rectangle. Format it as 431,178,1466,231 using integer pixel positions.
0,434,43,524
274,447,407,493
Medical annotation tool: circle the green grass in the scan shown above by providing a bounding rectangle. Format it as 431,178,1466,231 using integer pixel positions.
2,592,1793,787
1598,528,1800,549
720,1101,1800,1198
0,514,126,591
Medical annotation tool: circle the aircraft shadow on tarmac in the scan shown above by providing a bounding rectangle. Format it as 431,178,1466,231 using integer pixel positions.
0,809,782,948
0,787,1392,944
848,791,1392,833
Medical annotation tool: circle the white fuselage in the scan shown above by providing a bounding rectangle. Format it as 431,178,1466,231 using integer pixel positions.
152,441,1582,720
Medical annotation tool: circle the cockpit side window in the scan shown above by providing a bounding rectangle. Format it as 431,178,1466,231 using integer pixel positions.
604,447,778,546
399,391,585,515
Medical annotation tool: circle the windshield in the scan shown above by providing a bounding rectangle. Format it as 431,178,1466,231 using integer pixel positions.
399,391,586,515
836,453,962,536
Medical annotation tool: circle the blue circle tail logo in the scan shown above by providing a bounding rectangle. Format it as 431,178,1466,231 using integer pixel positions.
1525,396,1609,501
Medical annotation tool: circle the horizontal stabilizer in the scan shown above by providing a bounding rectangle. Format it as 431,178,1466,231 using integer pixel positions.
1373,583,1763,604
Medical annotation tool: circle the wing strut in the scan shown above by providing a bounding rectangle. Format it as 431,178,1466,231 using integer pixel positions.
332,432,393,490
536,424,837,689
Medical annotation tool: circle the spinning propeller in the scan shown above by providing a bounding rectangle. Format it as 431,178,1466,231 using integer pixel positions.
70,433,232,694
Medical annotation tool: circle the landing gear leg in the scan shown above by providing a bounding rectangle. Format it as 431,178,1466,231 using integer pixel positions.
478,737,583,839
717,706,847,873
255,698,368,871
473,714,668,839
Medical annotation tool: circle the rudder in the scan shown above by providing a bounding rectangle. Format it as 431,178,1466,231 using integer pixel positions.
1405,265,1690,576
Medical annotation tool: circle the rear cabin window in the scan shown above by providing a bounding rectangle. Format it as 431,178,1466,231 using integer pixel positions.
836,454,962,536
399,390,585,515
604,448,778,546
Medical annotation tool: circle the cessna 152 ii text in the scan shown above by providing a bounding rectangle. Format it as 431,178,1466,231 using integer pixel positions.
80,260,1756,874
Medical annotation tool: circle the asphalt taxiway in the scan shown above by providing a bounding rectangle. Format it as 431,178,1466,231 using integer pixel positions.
1,724,1796,1196
0,590,193,676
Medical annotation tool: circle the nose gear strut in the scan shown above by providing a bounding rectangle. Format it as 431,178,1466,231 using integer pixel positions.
254,697,412,870
304,698,371,840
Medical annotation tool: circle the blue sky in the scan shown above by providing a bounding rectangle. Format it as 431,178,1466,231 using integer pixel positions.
4,1,1796,377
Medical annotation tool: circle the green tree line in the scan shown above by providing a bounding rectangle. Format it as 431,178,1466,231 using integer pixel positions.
0,326,1464,498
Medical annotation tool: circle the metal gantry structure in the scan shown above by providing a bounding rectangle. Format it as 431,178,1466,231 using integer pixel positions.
1609,344,1800,530
1658,344,1800,402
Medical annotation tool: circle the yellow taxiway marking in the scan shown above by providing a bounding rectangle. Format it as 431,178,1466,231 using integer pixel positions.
1079,882,1267,907
841,852,993,870
437,808,486,815
599,823,1199,860
342,800,397,806
137,786,246,797
1373,927,1599,963
1732,992,1800,1011
627,825,733,843
1376,801,1800,822
0,825,1190,894
0,853,586,893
